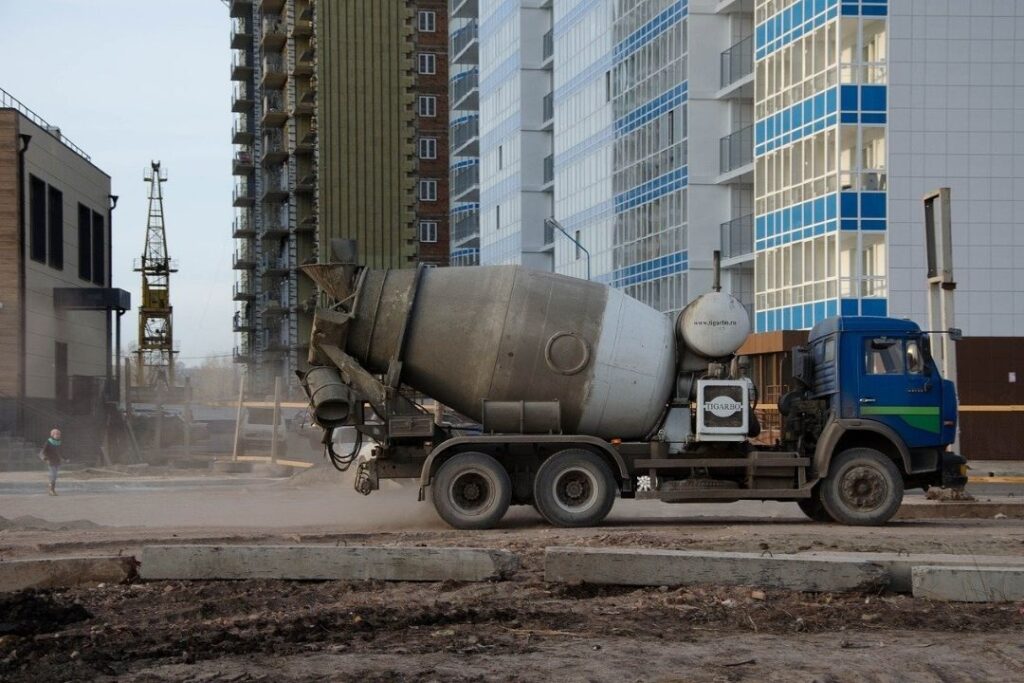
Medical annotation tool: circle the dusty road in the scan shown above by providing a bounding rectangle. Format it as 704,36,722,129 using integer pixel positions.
1,466,1023,681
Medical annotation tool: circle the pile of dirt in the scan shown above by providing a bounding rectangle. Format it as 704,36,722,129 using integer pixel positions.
0,515,102,532
0,592,91,637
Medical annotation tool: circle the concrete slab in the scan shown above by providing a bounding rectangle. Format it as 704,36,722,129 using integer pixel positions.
544,547,888,593
139,545,519,582
0,556,138,593
798,551,1024,593
912,565,1024,602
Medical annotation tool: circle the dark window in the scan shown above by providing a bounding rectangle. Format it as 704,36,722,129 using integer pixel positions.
29,175,46,263
78,204,92,281
47,186,63,270
92,211,105,285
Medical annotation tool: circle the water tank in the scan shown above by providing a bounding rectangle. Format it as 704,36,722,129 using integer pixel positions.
676,291,751,359
340,266,676,440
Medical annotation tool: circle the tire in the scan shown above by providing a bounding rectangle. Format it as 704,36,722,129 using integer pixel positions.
430,452,511,530
797,487,834,522
533,449,616,528
820,447,903,526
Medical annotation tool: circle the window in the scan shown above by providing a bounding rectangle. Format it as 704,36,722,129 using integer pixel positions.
417,95,436,117
495,204,501,229
92,211,105,285
418,137,437,159
29,175,46,263
419,220,438,243
418,179,437,201
498,145,503,169
575,230,582,260
418,53,436,75
865,338,903,375
47,186,63,270
78,204,92,281
417,10,436,32
55,342,68,405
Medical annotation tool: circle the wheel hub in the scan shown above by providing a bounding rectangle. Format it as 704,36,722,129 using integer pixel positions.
840,465,886,510
451,472,490,512
554,469,596,511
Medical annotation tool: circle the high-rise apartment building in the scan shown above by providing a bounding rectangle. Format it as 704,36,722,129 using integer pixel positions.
456,0,1024,339
229,0,449,396
449,0,482,267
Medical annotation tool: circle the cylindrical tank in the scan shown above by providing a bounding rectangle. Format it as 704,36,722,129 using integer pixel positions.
340,266,676,440
675,291,751,359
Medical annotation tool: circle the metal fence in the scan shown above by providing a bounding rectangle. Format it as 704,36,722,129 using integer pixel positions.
0,87,91,161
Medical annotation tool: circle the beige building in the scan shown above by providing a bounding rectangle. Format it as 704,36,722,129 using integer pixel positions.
0,90,128,458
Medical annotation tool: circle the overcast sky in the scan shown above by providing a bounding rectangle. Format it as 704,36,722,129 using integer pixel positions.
1,0,235,363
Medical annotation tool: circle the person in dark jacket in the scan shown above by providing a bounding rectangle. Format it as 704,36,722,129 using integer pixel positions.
39,428,63,496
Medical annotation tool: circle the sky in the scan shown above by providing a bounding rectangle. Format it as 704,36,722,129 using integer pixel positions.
0,0,236,363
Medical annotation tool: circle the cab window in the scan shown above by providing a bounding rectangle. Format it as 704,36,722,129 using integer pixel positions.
865,338,903,374
906,339,924,374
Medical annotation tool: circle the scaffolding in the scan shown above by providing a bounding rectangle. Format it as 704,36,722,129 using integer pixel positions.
133,161,178,390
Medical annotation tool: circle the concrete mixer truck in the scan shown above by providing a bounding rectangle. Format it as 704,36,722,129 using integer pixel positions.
298,248,966,530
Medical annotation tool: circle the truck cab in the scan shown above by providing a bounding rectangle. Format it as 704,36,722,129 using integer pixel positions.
785,317,967,523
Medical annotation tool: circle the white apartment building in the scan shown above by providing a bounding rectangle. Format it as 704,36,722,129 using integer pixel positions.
452,0,1024,338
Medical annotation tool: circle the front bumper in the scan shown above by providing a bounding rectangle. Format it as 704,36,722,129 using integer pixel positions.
940,452,968,489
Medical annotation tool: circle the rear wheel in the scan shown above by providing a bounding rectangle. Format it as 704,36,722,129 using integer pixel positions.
797,486,834,522
431,452,511,530
820,448,903,526
533,449,616,528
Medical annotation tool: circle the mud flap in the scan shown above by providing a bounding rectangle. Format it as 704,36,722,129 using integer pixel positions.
940,452,968,489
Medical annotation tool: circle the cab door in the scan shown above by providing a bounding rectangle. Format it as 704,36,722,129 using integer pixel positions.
857,336,944,448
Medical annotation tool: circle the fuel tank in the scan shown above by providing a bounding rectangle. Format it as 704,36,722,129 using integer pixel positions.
342,266,676,440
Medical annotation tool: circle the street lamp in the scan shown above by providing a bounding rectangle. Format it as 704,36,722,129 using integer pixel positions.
544,217,590,281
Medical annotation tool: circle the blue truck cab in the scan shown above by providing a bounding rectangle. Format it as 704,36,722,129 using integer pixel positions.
783,316,967,524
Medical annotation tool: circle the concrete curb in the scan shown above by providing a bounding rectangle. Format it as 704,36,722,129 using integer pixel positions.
544,547,888,593
895,501,1024,520
139,545,520,582
797,551,1024,593
912,565,1024,602
0,556,138,593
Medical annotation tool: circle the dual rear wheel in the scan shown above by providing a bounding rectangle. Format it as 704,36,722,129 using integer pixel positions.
431,449,617,530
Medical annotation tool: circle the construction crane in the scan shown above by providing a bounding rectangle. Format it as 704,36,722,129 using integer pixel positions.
133,161,178,390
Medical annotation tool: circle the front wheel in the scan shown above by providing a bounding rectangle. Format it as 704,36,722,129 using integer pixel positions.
533,449,616,528
431,452,511,530
820,448,903,526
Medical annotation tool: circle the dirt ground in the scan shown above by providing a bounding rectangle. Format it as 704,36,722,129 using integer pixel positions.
1,467,1024,681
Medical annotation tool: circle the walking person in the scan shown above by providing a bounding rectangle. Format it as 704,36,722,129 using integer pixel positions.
39,428,63,496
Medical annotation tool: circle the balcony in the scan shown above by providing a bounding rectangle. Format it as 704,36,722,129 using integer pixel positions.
260,0,284,12
261,254,291,277
233,181,255,207
261,15,287,50
542,29,554,64
229,0,252,19
261,170,289,202
262,92,288,128
450,115,479,156
261,129,288,166
231,81,254,113
293,83,315,114
233,311,255,333
230,52,253,81
451,0,477,19
262,54,287,89
291,16,313,38
233,214,256,238
230,18,251,50
450,205,479,246
542,92,554,128
451,160,480,202
233,245,257,269
233,345,253,364
232,149,255,175
720,34,754,90
295,123,316,153
232,117,253,145
543,154,554,186
233,279,256,301
450,69,478,110
451,22,478,65
720,125,753,175
720,214,754,261
295,166,316,193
